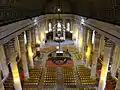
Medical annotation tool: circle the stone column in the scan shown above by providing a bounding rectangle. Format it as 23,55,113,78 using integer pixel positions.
45,19,48,32
38,25,41,45
26,30,34,68
0,45,9,78
99,35,105,56
35,27,40,45
0,45,7,90
18,33,29,80
82,25,87,60
31,28,36,56
35,27,40,51
86,29,92,67
91,32,100,79
76,25,79,49
14,36,21,59
71,19,74,40
62,19,66,40
115,69,120,90
111,45,120,77
98,38,114,90
38,25,41,44
78,26,80,52
53,19,56,40
78,24,84,53
0,70,4,90
31,29,36,50
69,19,72,32
8,39,22,90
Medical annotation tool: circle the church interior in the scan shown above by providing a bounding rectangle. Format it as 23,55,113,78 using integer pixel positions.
0,0,120,90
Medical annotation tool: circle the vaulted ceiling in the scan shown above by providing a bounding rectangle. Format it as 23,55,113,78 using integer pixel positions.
0,0,120,26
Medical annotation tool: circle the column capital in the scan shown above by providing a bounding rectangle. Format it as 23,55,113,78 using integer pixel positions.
89,29,93,33
18,32,29,79
26,30,32,45
18,33,26,52
104,37,114,47
26,30,31,35
19,32,24,36
118,68,120,73
95,32,101,39
115,43,120,47
8,39,15,48
18,32,24,41
8,39,16,54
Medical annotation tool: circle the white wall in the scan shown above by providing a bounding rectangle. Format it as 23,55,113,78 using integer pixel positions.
0,15,45,45
74,15,120,44
1,14,120,45
85,19,120,44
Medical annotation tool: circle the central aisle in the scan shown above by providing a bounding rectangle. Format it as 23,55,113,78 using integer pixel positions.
57,67,64,90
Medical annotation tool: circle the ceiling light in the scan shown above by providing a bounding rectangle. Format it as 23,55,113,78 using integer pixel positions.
92,30,95,44
34,18,38,25
34,17,37,22
81,18,85,24
58,8,61,12
70,31,73,33
45,31,48,33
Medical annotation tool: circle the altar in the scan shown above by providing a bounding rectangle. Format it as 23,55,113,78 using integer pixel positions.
56,50,63,56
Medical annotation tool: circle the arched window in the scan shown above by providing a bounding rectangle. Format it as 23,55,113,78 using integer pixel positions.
66,22,70,31
92,30,95,44
57,22,61,31
24,31,27,45
48,22,52,32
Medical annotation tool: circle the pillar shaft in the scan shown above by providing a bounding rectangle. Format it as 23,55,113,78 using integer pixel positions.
19,33,29,79
78,25,84,53
53,19,56,40
35,27,40,45
38,26,41,45
76,26,79,49
115,70,120,90
26,30,34,68
31,29,36,55
14,36,21,59
0,45,9,78
99,35,105,56
45,19,48,32
62,19,65,40
8,39,22,90
82,26,87,60
0,71,4,90
98,38,113,90
0,46,6,90
31,29,36,49
111,45,120,77
91,33,100,79
86,29,92,67
35,27,40,51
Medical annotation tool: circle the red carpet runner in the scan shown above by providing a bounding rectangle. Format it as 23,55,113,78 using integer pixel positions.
46,59,73,67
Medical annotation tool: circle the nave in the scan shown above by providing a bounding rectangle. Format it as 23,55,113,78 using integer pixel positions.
22,43,97,90
0,38,119,90
0,14,120,90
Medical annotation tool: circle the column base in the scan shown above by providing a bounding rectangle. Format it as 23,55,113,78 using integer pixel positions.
14,84,22,90
90,75,96,80
24,76,29,81
115,88,120,90
0,84,4,90
98,83,106,90
30,66,34,69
